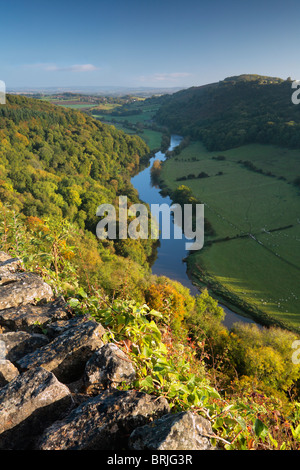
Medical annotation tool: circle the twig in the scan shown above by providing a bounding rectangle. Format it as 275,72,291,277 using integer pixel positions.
198,428,231,446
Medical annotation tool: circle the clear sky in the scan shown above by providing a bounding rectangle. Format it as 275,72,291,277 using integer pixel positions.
1,0,300,89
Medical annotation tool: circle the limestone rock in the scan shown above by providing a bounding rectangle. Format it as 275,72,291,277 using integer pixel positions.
0,272,53,310
0,331,49,363
37,389,170,450
0,359,19,387
128,411,215,450
0,340,19,386
45,314,92,340
0,367,73,449
0,252,21,274
17,320,106,383
84,343,136,389
0,296,71,333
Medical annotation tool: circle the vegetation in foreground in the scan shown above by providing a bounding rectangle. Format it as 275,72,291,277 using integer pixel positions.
1,206,300,450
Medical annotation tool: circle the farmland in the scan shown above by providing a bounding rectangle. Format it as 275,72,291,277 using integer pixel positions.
91,99,164,151
160,140,300,330
41,93,133,111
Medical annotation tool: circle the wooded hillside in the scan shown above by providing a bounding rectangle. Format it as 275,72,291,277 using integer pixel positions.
155,75,300,150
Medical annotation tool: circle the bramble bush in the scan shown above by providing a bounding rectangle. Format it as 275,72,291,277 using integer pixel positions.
67,288,300,450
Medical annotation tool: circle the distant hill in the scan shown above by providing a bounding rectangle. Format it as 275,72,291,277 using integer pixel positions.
8,85,185,98
155,74,300,150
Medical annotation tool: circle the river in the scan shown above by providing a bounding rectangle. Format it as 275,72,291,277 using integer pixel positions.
131,135,256,329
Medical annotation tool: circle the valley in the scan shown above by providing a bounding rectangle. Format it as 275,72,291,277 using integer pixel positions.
3,0,300,451
87,82,300,332
159,140,300,330
2,75,300,450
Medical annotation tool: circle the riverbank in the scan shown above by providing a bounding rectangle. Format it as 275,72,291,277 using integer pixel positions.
156,137,300,334
131,135,259,330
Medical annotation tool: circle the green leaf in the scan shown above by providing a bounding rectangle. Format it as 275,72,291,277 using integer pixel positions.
254,418,268,438
139,375,154,390
149,309,163,318
77,287,88,298
291,424,300,441
268,433,278,448
68,298,79,307
142,345,152,358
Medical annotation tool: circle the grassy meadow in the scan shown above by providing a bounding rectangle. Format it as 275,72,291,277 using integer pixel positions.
160,141,300,330
92,101,163,151
43,96,101,110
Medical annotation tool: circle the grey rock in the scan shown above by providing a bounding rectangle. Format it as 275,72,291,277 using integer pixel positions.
0,367,73,449
45,314,92,340
37,389,170,450
0,341,19,386
0,331,49,363
129,411,215,450
84,343,136,389
0,252,21,274
0,272,53,310
0,359,19,387
17,320,106,383
0,296,71,333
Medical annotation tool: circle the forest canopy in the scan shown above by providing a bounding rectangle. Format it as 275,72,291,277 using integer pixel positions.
0,94,153,266
155,75,300,150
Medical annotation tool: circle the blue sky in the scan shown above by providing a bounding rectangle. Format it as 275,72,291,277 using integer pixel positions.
1,0,300,89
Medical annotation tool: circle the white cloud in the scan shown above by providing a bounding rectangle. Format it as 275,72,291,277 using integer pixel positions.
44,63,99,72
139,72,193,83
23,63,99,73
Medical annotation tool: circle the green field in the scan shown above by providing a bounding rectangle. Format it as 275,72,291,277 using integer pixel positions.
93,101,163,151
138,129,162,150
43,97,100,110
93,102,160,125
160,141,300,330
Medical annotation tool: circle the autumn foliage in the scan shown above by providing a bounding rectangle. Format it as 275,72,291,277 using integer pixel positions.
145,280,188,332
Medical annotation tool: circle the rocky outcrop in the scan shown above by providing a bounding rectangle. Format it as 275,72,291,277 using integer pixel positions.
0,271,53,311
0,251,215,450
0,296,71,334
128,410,215,450
0,359,19,387
84,342,136,390
0,367,73,450
0,330,49,362
16,319,105,383
37,389,170,450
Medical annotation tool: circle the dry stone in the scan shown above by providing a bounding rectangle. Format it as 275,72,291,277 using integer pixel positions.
0,359,19,387
0,366,73,449
128,410,215,450
84,342,136,389
0,296,71,333
0,331,49,363
17,319,106,383
0,272,53,310
0,252,21,274
37,389,170,450
45,314,93,339
0,339,19,386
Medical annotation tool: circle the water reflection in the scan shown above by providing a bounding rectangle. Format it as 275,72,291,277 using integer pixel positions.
131,135,256,328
